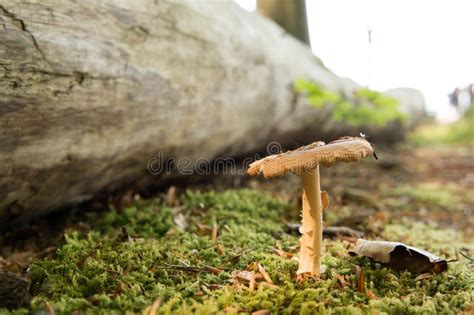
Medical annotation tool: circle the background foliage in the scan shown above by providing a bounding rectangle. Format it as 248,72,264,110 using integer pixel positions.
294,78,406,126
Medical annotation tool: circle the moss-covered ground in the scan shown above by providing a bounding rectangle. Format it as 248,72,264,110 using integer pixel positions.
1,144,473,314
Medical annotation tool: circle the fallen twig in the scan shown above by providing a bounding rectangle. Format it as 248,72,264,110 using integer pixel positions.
211,222,218,241
285,224,364,238
273,248,294,258
356,266,365,294
459,251,474,263
203,265,223,275
343,187,384,210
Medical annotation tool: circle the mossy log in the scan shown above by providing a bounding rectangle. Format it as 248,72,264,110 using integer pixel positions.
0,1,414,224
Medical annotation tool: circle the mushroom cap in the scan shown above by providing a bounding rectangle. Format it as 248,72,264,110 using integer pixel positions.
247,137,374,178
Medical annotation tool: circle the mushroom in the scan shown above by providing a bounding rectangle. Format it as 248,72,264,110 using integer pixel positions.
247,136,375,278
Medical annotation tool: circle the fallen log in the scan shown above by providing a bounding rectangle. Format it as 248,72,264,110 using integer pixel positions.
0,1,422,224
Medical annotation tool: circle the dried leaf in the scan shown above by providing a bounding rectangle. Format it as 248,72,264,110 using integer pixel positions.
0,261,22,274
165,186,179,206
350,239,448,274
257,263,274,285
232,270,269,289
195,223,211,236
173,213,188,231
252,310,270,315
215,244,225,255
232,270,254,284
366,290,378,300
249,271,256,291
335,273,348,287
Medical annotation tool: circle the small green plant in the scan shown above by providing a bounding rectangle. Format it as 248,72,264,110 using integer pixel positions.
294,78,406,126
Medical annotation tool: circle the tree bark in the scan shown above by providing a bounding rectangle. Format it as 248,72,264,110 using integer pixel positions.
257,0,310,45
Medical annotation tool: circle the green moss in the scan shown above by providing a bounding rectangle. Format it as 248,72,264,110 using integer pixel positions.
2,189,473,314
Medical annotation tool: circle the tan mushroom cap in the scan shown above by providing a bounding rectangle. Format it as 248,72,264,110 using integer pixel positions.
248,136,374,178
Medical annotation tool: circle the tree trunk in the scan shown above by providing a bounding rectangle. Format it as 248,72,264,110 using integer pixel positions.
257,0,310,45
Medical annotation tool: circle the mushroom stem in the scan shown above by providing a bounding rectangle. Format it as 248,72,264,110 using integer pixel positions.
298,165,323,276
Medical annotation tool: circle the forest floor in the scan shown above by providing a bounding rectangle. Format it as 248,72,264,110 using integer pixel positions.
1,142,473,314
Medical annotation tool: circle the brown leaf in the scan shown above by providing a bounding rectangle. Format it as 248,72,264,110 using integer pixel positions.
461,304,474,315
335,273,348,287
196,223,210,235
165,186,179,206
232,270,266,289
296,272,317,282
252,310,270,315
257,263,274,285
249,271,256,291
366,290,378,300
215,244,225,255
206,284,222,290
350,239,448,274
0,261,22,274
232,270,254,284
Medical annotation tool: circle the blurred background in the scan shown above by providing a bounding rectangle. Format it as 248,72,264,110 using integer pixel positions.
237,0,474,122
